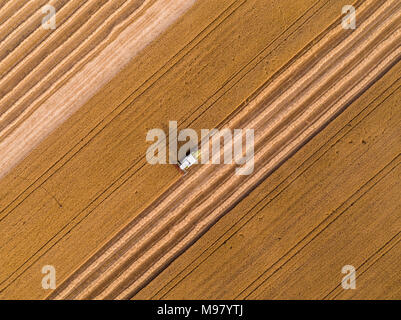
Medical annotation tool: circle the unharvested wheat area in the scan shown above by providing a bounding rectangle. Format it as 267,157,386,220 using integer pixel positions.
0,0,400,300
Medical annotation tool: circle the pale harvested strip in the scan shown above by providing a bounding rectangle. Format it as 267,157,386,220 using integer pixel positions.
0,0,111,122
0,0,49,46
0,0,196,179
0,1,26,27
50,0,401,300
0,0,106,115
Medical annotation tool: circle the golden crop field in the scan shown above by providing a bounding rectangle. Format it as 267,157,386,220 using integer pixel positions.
0,0,400,300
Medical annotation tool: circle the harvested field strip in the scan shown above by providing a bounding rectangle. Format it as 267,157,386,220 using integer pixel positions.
47,0,401,300
0,0,196,179
0,0,144,129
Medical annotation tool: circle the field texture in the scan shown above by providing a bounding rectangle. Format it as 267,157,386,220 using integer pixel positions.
0,0,400,299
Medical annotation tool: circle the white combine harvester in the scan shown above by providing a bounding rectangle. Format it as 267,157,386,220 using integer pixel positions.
177,149,201,173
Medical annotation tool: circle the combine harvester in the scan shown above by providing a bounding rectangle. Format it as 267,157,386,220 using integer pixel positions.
177,149,201,174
